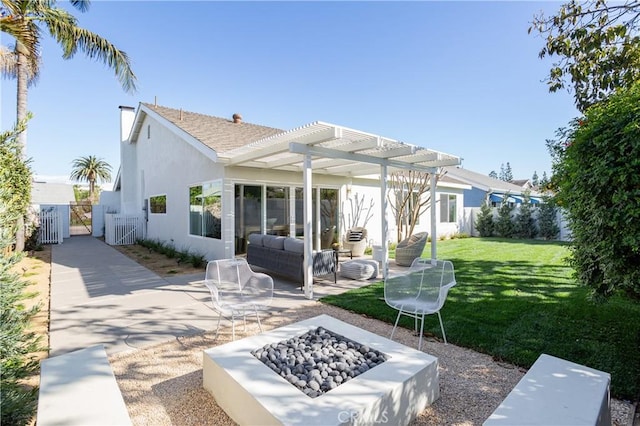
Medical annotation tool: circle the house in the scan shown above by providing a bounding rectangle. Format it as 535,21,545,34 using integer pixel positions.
510,178,534,190
444,167,543,207
31,181,77,240
107,102,464,297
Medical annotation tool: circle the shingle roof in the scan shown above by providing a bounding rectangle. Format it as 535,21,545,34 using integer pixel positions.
140,103,284,153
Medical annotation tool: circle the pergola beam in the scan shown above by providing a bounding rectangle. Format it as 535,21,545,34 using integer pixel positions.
289,143,441,174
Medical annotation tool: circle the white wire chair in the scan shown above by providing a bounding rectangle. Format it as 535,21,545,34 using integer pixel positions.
384,258,456,350
204,258,274,340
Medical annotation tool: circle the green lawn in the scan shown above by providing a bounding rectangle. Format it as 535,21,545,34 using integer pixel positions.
321,237,640,400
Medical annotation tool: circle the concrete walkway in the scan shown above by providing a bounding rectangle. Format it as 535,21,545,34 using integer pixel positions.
50,236,383,356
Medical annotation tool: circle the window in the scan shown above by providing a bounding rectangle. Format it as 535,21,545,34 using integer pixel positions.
149,195,166,214
440,194,457,223
189,180,222,239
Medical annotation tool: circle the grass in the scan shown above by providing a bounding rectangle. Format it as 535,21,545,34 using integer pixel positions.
321,237,640,401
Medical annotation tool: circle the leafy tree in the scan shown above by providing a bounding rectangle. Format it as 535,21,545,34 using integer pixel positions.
69,155,111,204
1,0,136,250
0,118,42,425
547,82,640,300
488,170,498,179
494,194,514,238
538,196,560,240
387,170,442,241
475,199,494,237
513,191,537,239
530,0,640,112
0,114,32,249
539,171,550,190
532,171,539,187
0,247,42,425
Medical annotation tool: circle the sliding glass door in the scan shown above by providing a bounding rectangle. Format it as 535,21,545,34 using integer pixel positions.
235,184,338,253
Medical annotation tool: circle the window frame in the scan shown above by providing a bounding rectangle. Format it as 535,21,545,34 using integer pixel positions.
439,193,457,223
189,180,222,240
149,194,167,214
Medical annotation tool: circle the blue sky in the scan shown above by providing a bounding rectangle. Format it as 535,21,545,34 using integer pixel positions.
1,1,579,188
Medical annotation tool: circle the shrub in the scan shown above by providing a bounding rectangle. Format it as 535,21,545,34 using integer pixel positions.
513,192,537,239
189,253,206,268
548,82,640,299
538,196,560,240
475,201,494,237
494,197,515,238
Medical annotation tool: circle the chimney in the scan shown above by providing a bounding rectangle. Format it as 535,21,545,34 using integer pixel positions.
119,105,135,143
232,113,242,124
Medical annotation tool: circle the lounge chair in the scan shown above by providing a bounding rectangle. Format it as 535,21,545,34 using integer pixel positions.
395,232,428,266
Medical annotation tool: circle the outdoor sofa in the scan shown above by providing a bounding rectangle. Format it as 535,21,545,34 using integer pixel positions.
246,234,336,284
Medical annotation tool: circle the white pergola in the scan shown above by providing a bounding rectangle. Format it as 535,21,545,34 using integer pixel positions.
221,121,461,299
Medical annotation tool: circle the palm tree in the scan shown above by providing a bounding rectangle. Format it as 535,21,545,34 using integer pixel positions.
1,0,137,154
1,0,136,250
69,155,111,204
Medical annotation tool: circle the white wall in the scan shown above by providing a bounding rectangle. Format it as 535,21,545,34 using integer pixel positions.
134,114,226,260
460,206,569,241
347,183,466,245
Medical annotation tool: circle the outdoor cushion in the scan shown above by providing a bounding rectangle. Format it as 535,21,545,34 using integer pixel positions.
283,238,304,254
264,235,286,250
248,233,264,247
340,260,377,280
347,230,364,242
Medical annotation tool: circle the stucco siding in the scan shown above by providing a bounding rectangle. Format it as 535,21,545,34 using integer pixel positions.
135,115,226,260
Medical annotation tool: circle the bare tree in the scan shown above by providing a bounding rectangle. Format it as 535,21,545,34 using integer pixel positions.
341,192,374,231
387,169,444,241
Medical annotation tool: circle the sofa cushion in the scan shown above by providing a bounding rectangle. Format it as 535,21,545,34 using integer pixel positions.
248,233,264,247
283,238,304,254
264,235,286,250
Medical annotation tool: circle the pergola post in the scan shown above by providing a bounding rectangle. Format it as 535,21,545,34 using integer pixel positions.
430,171,437,261
380,164,389,279
302,154,313,299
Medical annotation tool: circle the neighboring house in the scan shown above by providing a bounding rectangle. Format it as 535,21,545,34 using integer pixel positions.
444,167,543,207
106,102,463,296
511,178,534,190
31,181,76,240
31,181,76,205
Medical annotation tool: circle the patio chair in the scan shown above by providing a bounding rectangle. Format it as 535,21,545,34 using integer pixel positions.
384,258,456,350
342,227,368,256
204,258,274,340
395,232,428,266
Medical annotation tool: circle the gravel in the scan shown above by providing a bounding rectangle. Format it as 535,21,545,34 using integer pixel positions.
251,326,388,398
108,302,635,426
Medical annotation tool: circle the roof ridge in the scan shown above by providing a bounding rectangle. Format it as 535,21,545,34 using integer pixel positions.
140,102,282,131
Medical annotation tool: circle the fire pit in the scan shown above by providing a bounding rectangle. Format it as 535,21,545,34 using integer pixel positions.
203,315,439,425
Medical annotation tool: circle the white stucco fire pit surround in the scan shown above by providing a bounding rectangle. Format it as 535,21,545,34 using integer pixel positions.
203,314,439,425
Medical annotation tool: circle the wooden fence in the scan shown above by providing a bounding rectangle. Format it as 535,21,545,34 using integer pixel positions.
105,214,145,246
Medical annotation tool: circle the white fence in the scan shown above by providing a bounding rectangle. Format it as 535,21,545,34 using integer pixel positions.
105,214,146,246
39,207,64,244
461,207,570,241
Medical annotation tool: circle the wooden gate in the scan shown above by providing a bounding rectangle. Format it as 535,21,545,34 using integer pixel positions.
70,202,92,235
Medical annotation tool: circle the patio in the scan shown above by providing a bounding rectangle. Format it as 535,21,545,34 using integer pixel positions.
45,237,635,425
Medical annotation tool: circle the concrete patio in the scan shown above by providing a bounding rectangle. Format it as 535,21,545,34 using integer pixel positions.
49,236,394,356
